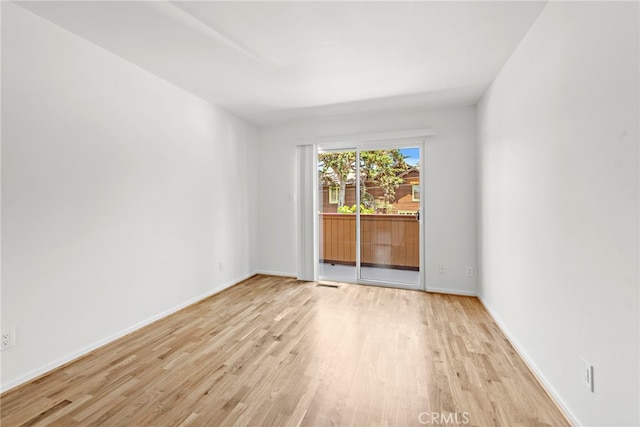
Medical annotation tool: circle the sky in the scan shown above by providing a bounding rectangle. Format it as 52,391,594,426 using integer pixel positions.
400,147,420,167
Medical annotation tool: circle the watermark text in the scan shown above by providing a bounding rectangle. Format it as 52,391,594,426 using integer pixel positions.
418,411,470,425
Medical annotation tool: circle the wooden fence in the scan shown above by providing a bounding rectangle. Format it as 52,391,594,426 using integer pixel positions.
320,213,419,270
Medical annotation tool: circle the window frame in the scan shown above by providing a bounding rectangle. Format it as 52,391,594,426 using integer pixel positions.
411,184,420,202
328,186,340,204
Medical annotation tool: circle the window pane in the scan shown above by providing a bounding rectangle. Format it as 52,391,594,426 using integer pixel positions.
412,185,420,202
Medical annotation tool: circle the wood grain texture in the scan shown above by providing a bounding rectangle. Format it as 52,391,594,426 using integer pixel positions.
0,275,569,426
320,214,419,269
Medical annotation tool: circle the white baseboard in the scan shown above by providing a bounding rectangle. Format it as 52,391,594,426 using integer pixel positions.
426,286,477,296
0,272,256,393
255,269,296,278
477,296,581,427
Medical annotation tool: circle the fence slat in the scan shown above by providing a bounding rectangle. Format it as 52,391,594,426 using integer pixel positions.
320,214,419,270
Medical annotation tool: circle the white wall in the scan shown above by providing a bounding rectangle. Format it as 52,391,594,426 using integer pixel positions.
477,2,639,426
1,3,258,390
257,106,477,295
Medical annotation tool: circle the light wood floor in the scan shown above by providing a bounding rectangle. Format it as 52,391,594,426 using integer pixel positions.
1,275,569,426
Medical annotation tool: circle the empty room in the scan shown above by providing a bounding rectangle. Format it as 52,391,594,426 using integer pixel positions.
1,1,638,426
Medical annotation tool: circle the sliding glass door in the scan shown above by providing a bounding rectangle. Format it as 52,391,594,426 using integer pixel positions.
317,143,423,289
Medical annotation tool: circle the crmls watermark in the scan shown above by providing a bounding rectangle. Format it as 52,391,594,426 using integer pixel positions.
418,411,470,425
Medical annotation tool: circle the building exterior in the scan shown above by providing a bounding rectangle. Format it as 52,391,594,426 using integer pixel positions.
320,168,420,214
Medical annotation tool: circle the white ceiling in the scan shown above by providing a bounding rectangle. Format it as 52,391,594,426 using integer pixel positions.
14,1,547,126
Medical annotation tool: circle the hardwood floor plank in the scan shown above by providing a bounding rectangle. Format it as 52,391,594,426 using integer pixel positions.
1,275,570,426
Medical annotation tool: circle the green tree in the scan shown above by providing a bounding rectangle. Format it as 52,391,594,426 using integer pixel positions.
318,150,408,210
318,151,355,208
359,150,409,207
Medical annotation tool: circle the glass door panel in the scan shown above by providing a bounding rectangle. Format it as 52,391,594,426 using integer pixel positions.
359,147,421,286
318,150,357,282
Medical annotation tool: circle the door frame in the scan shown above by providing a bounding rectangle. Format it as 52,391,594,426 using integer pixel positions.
317,138,426,291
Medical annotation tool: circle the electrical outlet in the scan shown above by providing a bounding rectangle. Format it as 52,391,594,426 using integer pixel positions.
438,264,445,274
466,267,474,277
1,327,16,351
219,261,224,271
581,358,594,392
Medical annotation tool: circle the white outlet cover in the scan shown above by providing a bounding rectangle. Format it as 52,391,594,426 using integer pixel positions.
581,358,594,392
1,326,16,351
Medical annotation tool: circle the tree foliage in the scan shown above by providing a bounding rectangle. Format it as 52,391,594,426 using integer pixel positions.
318,150,409,210
318,151,355,208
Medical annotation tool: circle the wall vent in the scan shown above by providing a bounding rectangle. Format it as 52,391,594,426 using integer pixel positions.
316,283,340,289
